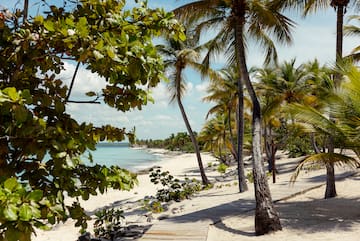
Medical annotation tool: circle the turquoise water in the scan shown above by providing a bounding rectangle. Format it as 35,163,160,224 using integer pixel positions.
87,143,160,172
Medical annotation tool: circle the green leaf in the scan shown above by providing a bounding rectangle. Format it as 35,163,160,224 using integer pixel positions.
4,177,18,191
14,105,28,123
55,101,65,113
4,204,18,221
107,47,116,59
178,32,186,42
65,17,75,27
19,204,32,221
28,190,43,202
4,87,19,101
44,20,55,32
34,15,44,24
21,89,32,104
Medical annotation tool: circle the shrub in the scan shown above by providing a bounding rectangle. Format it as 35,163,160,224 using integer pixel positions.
93,208,125,239
142,199,164,213
217,163,228,174
149,168,203,203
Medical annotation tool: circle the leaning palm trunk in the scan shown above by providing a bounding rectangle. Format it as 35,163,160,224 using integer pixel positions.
233,0,281,234
177,97,210,185
175,67,210,186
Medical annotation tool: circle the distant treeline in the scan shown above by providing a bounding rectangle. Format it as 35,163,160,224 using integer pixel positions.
97,142,130,147
136,132,203,153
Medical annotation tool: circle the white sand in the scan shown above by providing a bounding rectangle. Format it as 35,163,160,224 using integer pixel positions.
33,150,360,241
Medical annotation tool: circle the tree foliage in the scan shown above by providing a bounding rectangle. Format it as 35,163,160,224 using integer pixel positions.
0,1,184,240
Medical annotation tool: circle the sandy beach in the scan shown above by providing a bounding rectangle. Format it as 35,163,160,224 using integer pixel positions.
33,149,360,241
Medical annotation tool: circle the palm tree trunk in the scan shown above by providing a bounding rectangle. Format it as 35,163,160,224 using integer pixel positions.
175,66,210,185
228,108,238,160
325,4,345,199
236,78,248,192
233,0,281,234
335,5,344,71
177,97,210,185
325,162,336,198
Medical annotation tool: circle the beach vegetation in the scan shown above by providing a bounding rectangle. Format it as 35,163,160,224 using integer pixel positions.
142,199,164,213
93,208,125,239
0,0,185,240
149,167,203,203
217,163,229,175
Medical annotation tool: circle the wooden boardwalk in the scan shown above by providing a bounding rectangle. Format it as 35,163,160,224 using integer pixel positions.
140,221,209,241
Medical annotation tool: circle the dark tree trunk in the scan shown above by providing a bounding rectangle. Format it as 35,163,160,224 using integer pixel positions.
23,0,29,23
177,97,210,185
324,4,345,199
335,5,344,70
325,162,336,198
233,0,281,234
228,108,238,161
270,140,277,183
236,78,248,192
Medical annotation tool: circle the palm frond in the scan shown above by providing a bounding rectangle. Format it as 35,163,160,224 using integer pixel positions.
173,0,227,26
287,103,345,139
290,153,360,184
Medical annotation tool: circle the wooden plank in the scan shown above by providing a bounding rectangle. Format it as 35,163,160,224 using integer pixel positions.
139,222,209,241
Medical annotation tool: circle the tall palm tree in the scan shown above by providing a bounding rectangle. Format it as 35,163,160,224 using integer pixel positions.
159,32,210,185
174,0,294,234
294,0,355,199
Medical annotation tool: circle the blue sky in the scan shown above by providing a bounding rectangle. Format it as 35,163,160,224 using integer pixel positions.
1,1,359,139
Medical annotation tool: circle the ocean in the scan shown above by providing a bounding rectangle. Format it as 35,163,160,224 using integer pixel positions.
87,142,161,172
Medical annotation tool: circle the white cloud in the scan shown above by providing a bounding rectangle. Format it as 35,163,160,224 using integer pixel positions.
148,82,171,107
58,62,106,100
195,82,209,94
186,82,193,93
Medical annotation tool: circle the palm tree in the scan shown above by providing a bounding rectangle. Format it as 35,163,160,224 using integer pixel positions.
289,62,360,197
174,0,294,234
255,60,333,182
294,0,355,199
159,31,210,185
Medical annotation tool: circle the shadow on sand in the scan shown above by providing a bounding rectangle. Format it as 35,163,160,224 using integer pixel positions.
159,194,360,237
